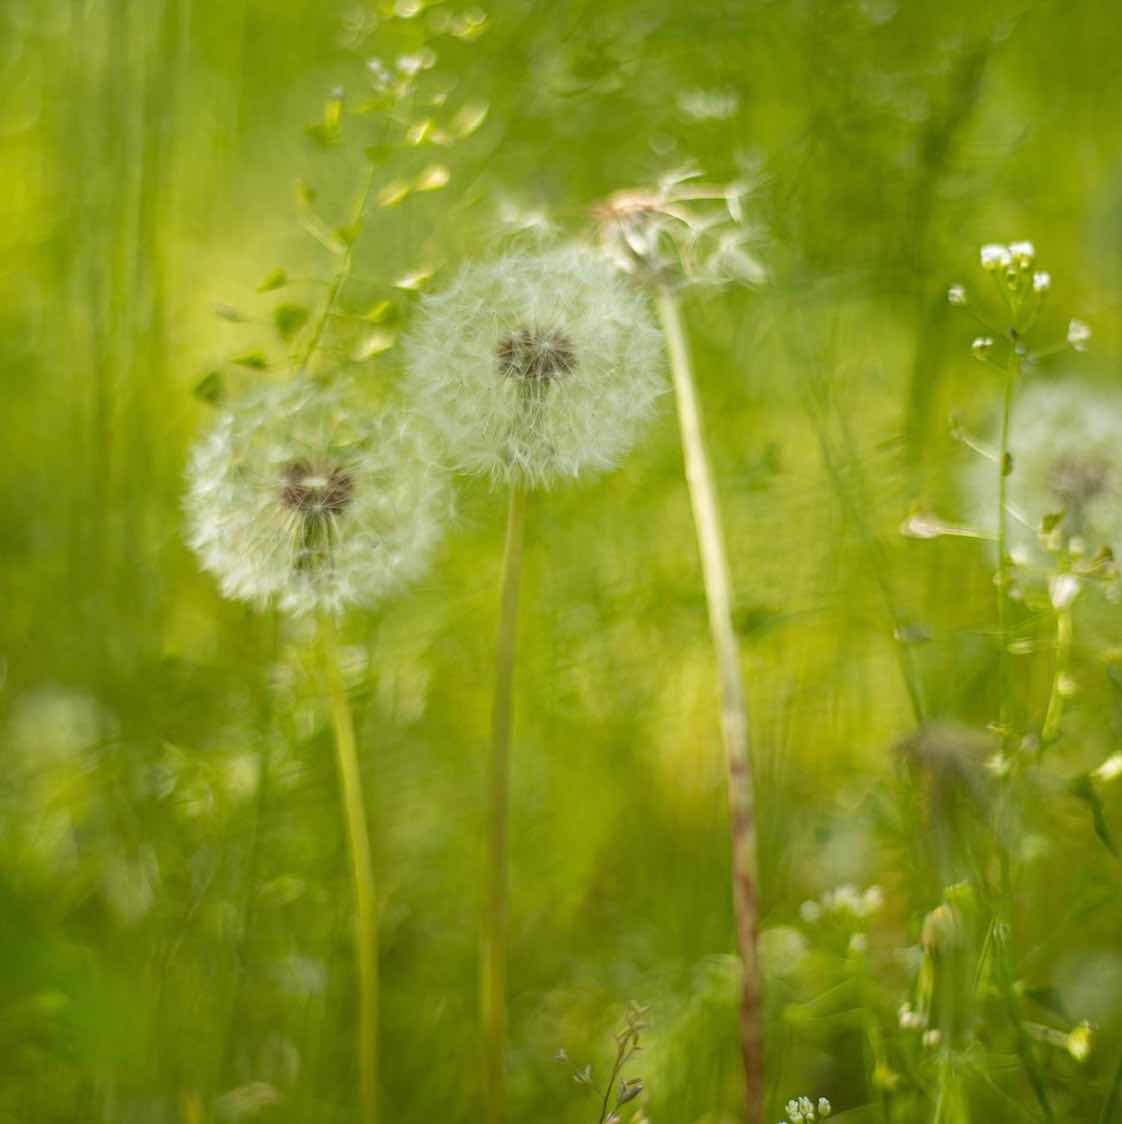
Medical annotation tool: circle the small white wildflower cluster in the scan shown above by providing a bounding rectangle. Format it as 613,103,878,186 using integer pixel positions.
949,240,1091,364
779,1094,831,1123
595,167,767,288
403,245,665,488
799,883,884,924
186,377,450,615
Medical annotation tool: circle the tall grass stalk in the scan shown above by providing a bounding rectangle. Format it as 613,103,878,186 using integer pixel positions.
482,483,528,1124
655,286,764,1123
320,611,379,1124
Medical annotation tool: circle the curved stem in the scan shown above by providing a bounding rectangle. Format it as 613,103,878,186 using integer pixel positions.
656,286,764,1124
483,484,528,1124
320,612,379,1124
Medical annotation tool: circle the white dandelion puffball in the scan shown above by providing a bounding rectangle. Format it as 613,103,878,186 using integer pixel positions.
403,244,666,488
965,380,1122,554
185,378,450,615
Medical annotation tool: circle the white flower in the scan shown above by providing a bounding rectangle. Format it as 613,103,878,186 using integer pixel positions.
1009,240,1035,266
403,245,666,488
972,336,994,360
1049,573,1081,610
1033,271,1051,294
947,284,967,306
1068,318,1092,351
964,380,1122,557
980,243,1012,271
185,378,450,615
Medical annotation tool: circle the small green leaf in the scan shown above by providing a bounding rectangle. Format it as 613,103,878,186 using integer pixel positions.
1069,773,1118,857
335,221,362,247
231,350,268,370
1040,511,1066,534
257,267,288,293
193,371,225,405
273,304,310,342
1002,451,1014,477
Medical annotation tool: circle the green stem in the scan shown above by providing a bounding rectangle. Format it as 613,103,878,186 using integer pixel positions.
1099,1040,1122,1124
1041,606,1072,744
656,285,764,1124
320,612,379,1124
298,163,377,377
483,484,528,1124
995,351,1019,742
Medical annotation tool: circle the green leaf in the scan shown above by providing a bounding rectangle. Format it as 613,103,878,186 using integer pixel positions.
1040,511,1066,534
257,267,288,293
193,371,225,405
273,303,310,342
231,350,268,370
1069,773,1118,857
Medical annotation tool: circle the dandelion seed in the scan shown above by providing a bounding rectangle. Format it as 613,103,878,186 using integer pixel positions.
403,245,665,488
185,377,450,615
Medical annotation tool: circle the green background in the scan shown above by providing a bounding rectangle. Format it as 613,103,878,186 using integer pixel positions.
3,0,1122,1120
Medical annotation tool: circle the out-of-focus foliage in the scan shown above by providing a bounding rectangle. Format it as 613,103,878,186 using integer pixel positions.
3,0,1122,1121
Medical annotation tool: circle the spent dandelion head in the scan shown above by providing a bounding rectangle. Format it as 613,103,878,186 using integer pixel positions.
403,244,665,488
185,377,450,615
594,166,766,289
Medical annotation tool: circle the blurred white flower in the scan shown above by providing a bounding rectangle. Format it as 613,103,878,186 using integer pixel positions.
1009,240,1035,266
185,378,450,615
1033,270,1052,294
1067,318,1092,351
980,243,1012,271
403,245,665,488
947,284,967,306
965,380,1122,556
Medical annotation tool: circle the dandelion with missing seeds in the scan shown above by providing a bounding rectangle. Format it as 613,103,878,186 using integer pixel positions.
405,244,665,1124
185,377,449,615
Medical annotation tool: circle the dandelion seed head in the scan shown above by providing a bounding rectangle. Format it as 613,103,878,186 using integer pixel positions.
403,244,665,488
185,377,450,615
965,381,1122,557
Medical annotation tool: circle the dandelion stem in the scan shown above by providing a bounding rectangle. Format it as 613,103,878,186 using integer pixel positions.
1041,606,1072,744
483,483,528,1124
655,285,764,1123
320,611,379,1124
995,349,1020,740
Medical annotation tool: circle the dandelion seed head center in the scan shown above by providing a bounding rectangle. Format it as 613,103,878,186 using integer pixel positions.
280,458,355,516
1049,451,1113,508
496,326,577,385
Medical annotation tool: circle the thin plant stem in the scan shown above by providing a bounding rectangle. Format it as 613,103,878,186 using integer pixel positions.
655,285,764,1124
1099,1040,1122,1124
1041,606,1072,744
319,611,379,1124
995,351,1019,741
482,483,528,1124
298,163,378,377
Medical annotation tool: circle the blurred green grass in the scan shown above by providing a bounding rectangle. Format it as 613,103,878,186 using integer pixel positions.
3,1,1122,1121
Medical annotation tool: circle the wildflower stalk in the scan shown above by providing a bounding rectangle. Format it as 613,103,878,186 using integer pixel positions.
482,483,528,1124
655,285,764,1123
1041,605,1072,742
298,163,378,377
1100,1042,1122,1124
319,610,379,1124
995,348,1020,741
